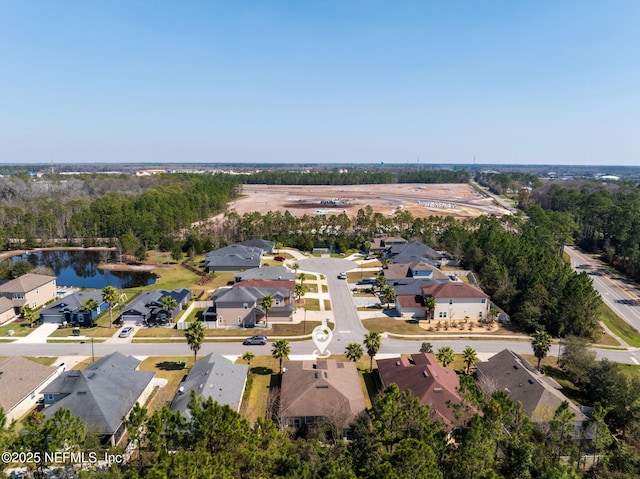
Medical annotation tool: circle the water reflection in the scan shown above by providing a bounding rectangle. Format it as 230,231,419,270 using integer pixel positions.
13,250,156,289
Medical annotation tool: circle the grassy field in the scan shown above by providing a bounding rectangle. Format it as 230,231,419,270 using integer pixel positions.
598,303,640,347
0,320,33,337
324,300,332,311
239,355,278,423
302,298,320,311
25,356,57,366
321,285,328,293
362,317,426,335
138,356,194,411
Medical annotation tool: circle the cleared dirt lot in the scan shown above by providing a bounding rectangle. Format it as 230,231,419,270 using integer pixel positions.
225,183,511,220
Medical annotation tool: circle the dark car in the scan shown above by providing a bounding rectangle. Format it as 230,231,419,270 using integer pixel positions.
274,256,286,261
243,335,268,345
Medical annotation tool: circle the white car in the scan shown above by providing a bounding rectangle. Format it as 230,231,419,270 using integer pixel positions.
337,272,348,279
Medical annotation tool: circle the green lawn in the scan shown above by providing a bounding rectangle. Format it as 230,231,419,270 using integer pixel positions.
321,285,328,293
138,356,194,411
0,320,33,337
238,356,278,423
598,303,640,347
302,298,320,311
324,300,332,311
49,324,119,338
362,317,426,335
25,356,57,366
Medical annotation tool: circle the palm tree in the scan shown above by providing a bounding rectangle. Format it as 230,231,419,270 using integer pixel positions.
82,298,99,325
260,294,274,328
21,305,39,328
375,276,387,294
424,296,436,323
160,295,179,323
363,332,382,372
381,286,397,310
271,339,290,374
345,343,364,362
291,262,299,278
297,272,307,286
462,346,478,374
102,286,118,329
531,329,553,370
294,283,306,310
241,351,254,370
184,321,205,362
436,346,455,367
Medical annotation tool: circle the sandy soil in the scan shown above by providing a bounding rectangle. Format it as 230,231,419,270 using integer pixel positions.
223,183,511,220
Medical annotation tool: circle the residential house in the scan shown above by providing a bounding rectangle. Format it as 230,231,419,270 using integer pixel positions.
171,353,249,417
119,288,190,324
210,280,294,328
234,266,295,283
377,353,476,427
280,360,366,431
385,240,444,265
0,297,15,325
41,352,156,446
204,244,263,273
238,239,275,254
382,260,450,282
392,279,489,321
0,357,63,422
475,350,589,427
0,273,57,315
370,236,408,253
39,291,107,326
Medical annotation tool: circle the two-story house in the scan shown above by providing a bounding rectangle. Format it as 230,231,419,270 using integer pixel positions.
0,273,57,315
209,279,294,328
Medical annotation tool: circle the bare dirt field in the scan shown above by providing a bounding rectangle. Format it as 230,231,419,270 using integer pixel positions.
224,183,511,220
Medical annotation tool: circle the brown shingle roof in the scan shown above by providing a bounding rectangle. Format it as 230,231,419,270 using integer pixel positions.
421,281,487,299
0,297,14,313
0,273,56,293
383,261,449,281
280,360,366,422
377,353,472,426
238,279,295,292
0,357,58,413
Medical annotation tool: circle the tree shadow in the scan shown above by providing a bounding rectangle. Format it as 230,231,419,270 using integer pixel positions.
251,366,274,376
156,361,187,371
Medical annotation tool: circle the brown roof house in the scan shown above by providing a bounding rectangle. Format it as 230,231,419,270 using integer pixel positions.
0,273,57,315
392,279,490,321
0,357,63,421
377,353,475,427
0,297,15,325
475,350,589,428
41,352,156,446
382,260,450,282
280,360,366,435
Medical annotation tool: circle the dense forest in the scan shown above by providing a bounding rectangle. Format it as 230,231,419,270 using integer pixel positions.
0,174,240,251
5,345,640,479
529,181,640,281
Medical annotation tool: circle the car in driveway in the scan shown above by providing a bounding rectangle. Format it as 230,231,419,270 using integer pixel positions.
243,335,268,345
337,272,348,279
119,327,134,338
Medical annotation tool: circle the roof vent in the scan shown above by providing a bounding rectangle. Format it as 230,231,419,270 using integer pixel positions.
178,386,184,394
324,372,328,378
513,365,519,369
423,370,429,378
78,390,87,394
88,372,96,379
528,379,534,384
433,387,442,392
396,361,401,366
316,385,329,389
314,372,318,379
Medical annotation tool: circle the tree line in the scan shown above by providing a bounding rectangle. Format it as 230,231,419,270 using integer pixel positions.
530,180,640,281
241,169,471,185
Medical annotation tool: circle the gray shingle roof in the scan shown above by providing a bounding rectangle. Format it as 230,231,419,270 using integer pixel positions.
238,239,275,252
235,267,295,282
205,245,263,270
39,291,104,316
42,352,155,436
171,353,249,417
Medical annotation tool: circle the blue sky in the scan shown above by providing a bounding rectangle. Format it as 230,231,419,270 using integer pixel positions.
1,1,638,165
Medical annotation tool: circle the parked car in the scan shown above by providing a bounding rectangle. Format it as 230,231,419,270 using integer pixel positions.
243,335,268,345
274,256,286,261
337,272,348,279
119,327,134,338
